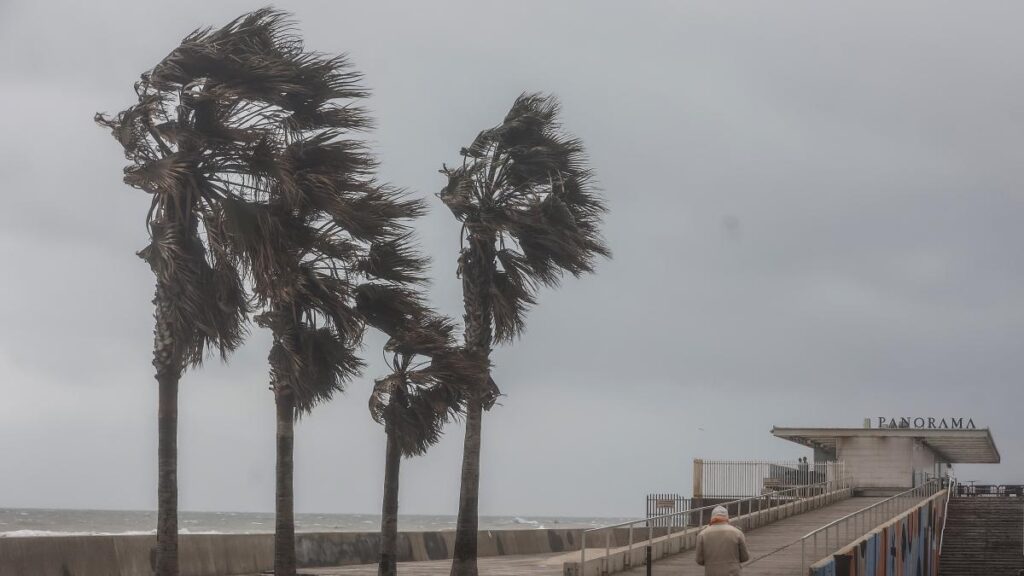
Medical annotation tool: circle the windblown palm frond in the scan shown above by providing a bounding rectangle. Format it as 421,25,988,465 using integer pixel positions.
369,375,447,457
265,318,364,415
98,8,433,418
139,218,248,365
357,233,429,284
369,312,489,458
439,93,609,343
149,9,369,130
385,314,457,357
96,100,252,368
364,293,491,455
353,282,429,338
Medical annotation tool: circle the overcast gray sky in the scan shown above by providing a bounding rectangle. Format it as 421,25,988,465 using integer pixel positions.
1,0,1023,519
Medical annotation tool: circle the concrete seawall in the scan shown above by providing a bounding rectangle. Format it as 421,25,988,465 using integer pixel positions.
0,528,584,576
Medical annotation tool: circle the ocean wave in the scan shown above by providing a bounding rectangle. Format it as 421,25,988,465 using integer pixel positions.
512,517,544,529
0,509,631,534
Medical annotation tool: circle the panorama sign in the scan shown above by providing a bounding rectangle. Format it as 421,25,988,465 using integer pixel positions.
873,417,977,430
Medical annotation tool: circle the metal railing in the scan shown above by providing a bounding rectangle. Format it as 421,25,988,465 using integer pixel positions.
580,478,849,573
799,478,943,574
694,459,847,498
645,493,689,527
939,476,957,555
956,482,1024,497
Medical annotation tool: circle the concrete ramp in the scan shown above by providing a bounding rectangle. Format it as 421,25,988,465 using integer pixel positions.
618,497,884,575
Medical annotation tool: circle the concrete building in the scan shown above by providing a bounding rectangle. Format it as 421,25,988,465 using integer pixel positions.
771,423,999,492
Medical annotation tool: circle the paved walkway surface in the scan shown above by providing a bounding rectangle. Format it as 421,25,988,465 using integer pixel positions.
621,496,885,576
274,497,889,576
278,552,568,575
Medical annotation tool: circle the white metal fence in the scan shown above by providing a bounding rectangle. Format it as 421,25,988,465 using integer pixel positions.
694,459,847,499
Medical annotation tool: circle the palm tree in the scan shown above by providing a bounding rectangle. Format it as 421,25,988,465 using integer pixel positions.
256,272,364,576
369,315,486,576
252,163,432,576
100,9,412,575
148,12,431,574
438,93,610,575
249,232,432,576
94,14,293,576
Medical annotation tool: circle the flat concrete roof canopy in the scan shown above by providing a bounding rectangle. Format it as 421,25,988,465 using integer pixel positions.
771,427,1001,464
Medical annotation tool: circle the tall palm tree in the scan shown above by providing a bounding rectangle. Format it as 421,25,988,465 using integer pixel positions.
94,13,298,576
247,231,432,576
255,269,365,576
369,315,486,576
438,93,610,576
100,9,410,575
150,12,432,574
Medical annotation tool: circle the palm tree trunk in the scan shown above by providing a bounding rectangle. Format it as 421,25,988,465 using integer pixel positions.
450,394,484,576
378,419,402,576
450,228,495,576
275,389,297,576
153,286,181,576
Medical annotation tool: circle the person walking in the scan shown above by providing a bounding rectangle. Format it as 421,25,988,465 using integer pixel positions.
695,506,749,576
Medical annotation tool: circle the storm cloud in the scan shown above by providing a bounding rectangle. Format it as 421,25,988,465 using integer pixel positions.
1,1,1023,518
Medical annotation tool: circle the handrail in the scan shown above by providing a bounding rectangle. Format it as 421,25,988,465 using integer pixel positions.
799,478,943,574
579,477,849,572
939,476,957,555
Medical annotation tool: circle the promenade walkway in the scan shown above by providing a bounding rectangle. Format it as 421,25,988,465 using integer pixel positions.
620,496,883,576
292,496,885,576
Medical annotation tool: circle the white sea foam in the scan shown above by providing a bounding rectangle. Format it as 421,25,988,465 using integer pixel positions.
0,529,149,538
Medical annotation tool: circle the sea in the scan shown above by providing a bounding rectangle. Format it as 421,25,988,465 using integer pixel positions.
0,508,631,538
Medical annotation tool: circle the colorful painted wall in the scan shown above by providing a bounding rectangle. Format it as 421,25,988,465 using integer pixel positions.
809,490,946,576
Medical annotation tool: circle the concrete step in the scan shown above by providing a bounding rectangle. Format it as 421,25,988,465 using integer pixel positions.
939,497,1024,576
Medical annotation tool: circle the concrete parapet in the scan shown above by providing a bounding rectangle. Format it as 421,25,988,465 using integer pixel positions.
0,528,584,576
0,534,122,576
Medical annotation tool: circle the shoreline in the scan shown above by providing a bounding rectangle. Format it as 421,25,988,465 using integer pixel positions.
0,508,630,538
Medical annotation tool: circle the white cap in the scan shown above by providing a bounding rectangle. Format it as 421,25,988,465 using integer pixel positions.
711,506,729,519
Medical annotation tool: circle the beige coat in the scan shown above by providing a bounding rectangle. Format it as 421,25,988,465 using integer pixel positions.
695,523,750,576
